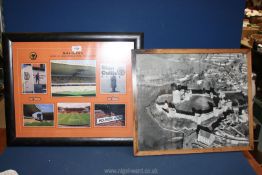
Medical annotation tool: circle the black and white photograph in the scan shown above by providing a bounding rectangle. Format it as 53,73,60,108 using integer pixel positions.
133,49,253,155
21,64,47,94
95,104,125,126
51,60,96,97
100,64,126,94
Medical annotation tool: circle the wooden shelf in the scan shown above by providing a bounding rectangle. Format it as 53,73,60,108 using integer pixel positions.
0,128,6,154
243,151,262,175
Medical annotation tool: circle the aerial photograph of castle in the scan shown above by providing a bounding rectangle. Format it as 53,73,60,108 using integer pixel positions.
135,53,250,151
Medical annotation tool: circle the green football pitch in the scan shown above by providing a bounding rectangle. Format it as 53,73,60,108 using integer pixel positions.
24,121,54,126
58,113,90,127
52,90,96,97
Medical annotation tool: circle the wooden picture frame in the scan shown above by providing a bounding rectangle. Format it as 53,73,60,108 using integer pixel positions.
3,32,143,146
132,49,254,156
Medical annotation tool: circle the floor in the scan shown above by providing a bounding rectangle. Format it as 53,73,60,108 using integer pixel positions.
0,128,261,174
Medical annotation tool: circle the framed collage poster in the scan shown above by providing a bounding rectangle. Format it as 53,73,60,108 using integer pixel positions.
3,32,143,146
132,49,254,156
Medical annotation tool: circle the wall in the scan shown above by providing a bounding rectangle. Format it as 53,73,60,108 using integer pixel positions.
0,0,247,132
3,0,245,48
2,0,247,143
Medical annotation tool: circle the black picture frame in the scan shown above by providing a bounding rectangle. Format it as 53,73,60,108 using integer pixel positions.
3,32,143,146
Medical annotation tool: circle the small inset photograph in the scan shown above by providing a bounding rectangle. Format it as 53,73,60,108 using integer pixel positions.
51,60,96,97
23,104,54,127
100,64,126,93
58,103,91,128
21,64,47,94
94,104,125,126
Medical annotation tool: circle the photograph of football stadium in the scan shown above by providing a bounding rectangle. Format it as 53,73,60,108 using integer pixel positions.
58,103,90,128
21,64,47,94
23,104,54,127
100,64,126,93
95,104,125,126
134,51,252,154
51,60,96,97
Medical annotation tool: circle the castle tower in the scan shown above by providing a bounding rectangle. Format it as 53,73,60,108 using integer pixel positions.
173,90,181,104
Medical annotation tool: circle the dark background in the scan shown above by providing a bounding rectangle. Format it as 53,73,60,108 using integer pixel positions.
1,0,256,175
4,0,244,48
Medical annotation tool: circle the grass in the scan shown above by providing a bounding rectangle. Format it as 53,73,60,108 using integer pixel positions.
52,90,96,97
58,113,90,126
24,121,54,126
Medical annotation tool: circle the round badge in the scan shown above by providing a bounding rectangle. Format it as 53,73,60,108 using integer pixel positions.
30,52,37,60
